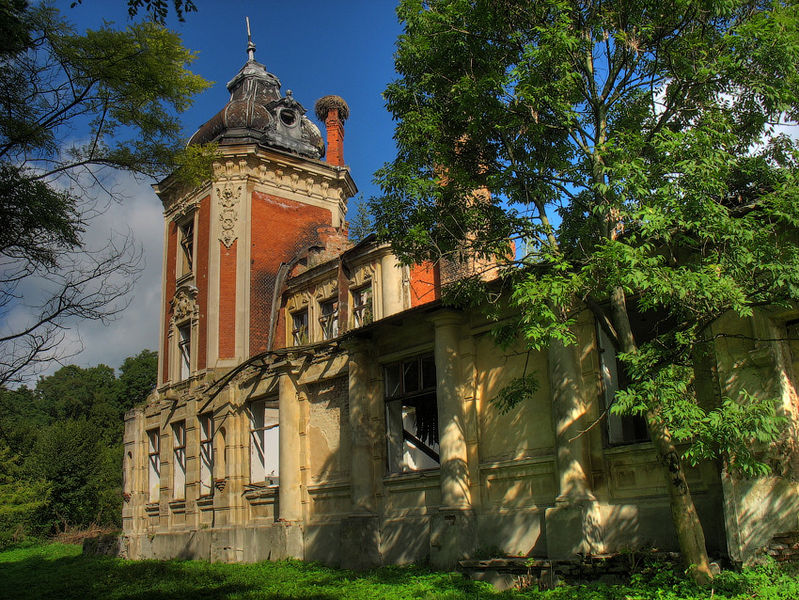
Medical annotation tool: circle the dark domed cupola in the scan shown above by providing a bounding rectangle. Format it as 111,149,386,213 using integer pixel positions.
188,33,324,159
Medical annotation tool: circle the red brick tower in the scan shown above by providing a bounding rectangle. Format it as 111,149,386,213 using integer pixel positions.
153,40,356,386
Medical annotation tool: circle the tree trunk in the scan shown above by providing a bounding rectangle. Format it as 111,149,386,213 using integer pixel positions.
608,287,713,585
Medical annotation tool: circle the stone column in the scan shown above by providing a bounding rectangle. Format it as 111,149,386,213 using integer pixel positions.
278,369,302,523
380,253,404,318
545,337,599,558
341,338,383,568
430,311,476,567
432,311,471,508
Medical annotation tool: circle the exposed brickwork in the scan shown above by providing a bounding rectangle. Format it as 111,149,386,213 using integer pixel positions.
196,197,210,370
324,108,345,166
162,222,177,384
409,261,441,307
218,240,237,359
249,191,333,356
765,531,799,562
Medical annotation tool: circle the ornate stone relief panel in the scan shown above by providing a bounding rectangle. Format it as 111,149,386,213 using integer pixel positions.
349,262,375,289
216,182,243,248
286,290,312,313
313,279,338,301
171,285,199,324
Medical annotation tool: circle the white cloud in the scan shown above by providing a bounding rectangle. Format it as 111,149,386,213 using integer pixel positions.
10,171,164,383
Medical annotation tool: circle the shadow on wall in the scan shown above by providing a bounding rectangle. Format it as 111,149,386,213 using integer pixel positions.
733,475,799,560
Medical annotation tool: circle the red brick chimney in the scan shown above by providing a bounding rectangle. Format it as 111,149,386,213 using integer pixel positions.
314,95,350,167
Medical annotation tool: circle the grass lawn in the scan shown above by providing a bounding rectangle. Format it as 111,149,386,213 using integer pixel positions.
1,543,798,600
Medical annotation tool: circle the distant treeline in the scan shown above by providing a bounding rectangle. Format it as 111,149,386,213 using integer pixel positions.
0,350,157,548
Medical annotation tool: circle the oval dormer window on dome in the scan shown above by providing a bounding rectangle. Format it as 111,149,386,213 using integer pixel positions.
279,109,297,127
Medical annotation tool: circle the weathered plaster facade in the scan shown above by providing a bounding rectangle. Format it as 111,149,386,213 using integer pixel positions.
122,44,799,568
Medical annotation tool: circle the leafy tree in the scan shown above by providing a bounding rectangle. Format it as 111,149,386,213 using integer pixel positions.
35,365,121,439
375,0,799,583
26,419,107,531
348,196,374,242
117,349,158,412
0,2,212,386
71,0,198,23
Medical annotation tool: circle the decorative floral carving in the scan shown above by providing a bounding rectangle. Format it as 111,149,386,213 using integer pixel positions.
171,286,198,322
217,183,242,248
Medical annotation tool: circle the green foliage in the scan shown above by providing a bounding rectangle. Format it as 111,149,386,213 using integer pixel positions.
2,543,799,599
0,478,50,551
378,0,799,499
491,373,540,415
26,420,108,530
71,0,198,23
348,195,374,242
0,2,209,386
117,349,158,412
0,350,156,541
173,143,220,188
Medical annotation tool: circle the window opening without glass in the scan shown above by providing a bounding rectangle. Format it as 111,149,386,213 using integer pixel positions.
199,413,213,497
596,322,649,445
384,354,439,473
178,324,191,380
178,219,194,277
319,299,338,340
147,429,160,502
352,285,373,328
291,309,308,345
249,399,279,484
172,421,186,500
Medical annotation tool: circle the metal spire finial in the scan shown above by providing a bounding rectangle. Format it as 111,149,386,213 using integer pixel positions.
245,17,256,62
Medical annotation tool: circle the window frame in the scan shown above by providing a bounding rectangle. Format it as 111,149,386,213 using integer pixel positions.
199,413,214,498
172,421,186,500
291,309,309,346
351,284,373,328
319,298,339,340
177,217,195,279
384,354,440,474
147,428,160,503
595,322,649,446
248,399,280,485
177,322,191,380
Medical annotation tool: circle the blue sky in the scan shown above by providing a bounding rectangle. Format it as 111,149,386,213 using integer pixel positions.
63,0,403,202
25,1,403,380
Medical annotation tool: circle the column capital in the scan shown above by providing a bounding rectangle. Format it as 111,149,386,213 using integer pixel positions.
429,309,463,329
341,336,375,356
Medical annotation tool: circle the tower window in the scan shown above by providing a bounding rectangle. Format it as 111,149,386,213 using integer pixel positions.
279,109,297,127
352,285,373,328
178,323,191,380
178,219,194,278
319,299,338,340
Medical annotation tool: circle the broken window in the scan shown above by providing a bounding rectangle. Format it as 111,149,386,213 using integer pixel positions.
147,429,160,503
178,323,191,380
319,299,338,340
199,413,213,497
249,399,279,485
352,285,373,328
384,354,439,473
291,309,308,345
596,323,649,445
178,218,194,278
172,421,186,500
